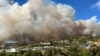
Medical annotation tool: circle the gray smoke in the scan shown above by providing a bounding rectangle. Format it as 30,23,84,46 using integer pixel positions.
0,0,100,41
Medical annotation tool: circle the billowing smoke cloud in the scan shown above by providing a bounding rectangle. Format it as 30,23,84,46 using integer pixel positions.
0,0,100,42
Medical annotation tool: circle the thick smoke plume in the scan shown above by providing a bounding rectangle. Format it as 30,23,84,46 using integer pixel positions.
0,0,100,42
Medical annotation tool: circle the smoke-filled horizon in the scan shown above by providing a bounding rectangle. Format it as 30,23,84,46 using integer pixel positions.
0,0,100,42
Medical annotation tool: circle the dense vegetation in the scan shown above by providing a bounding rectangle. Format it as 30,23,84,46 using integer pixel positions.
0,36,100,56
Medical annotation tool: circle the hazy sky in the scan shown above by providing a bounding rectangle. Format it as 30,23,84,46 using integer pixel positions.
13,0,100,20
